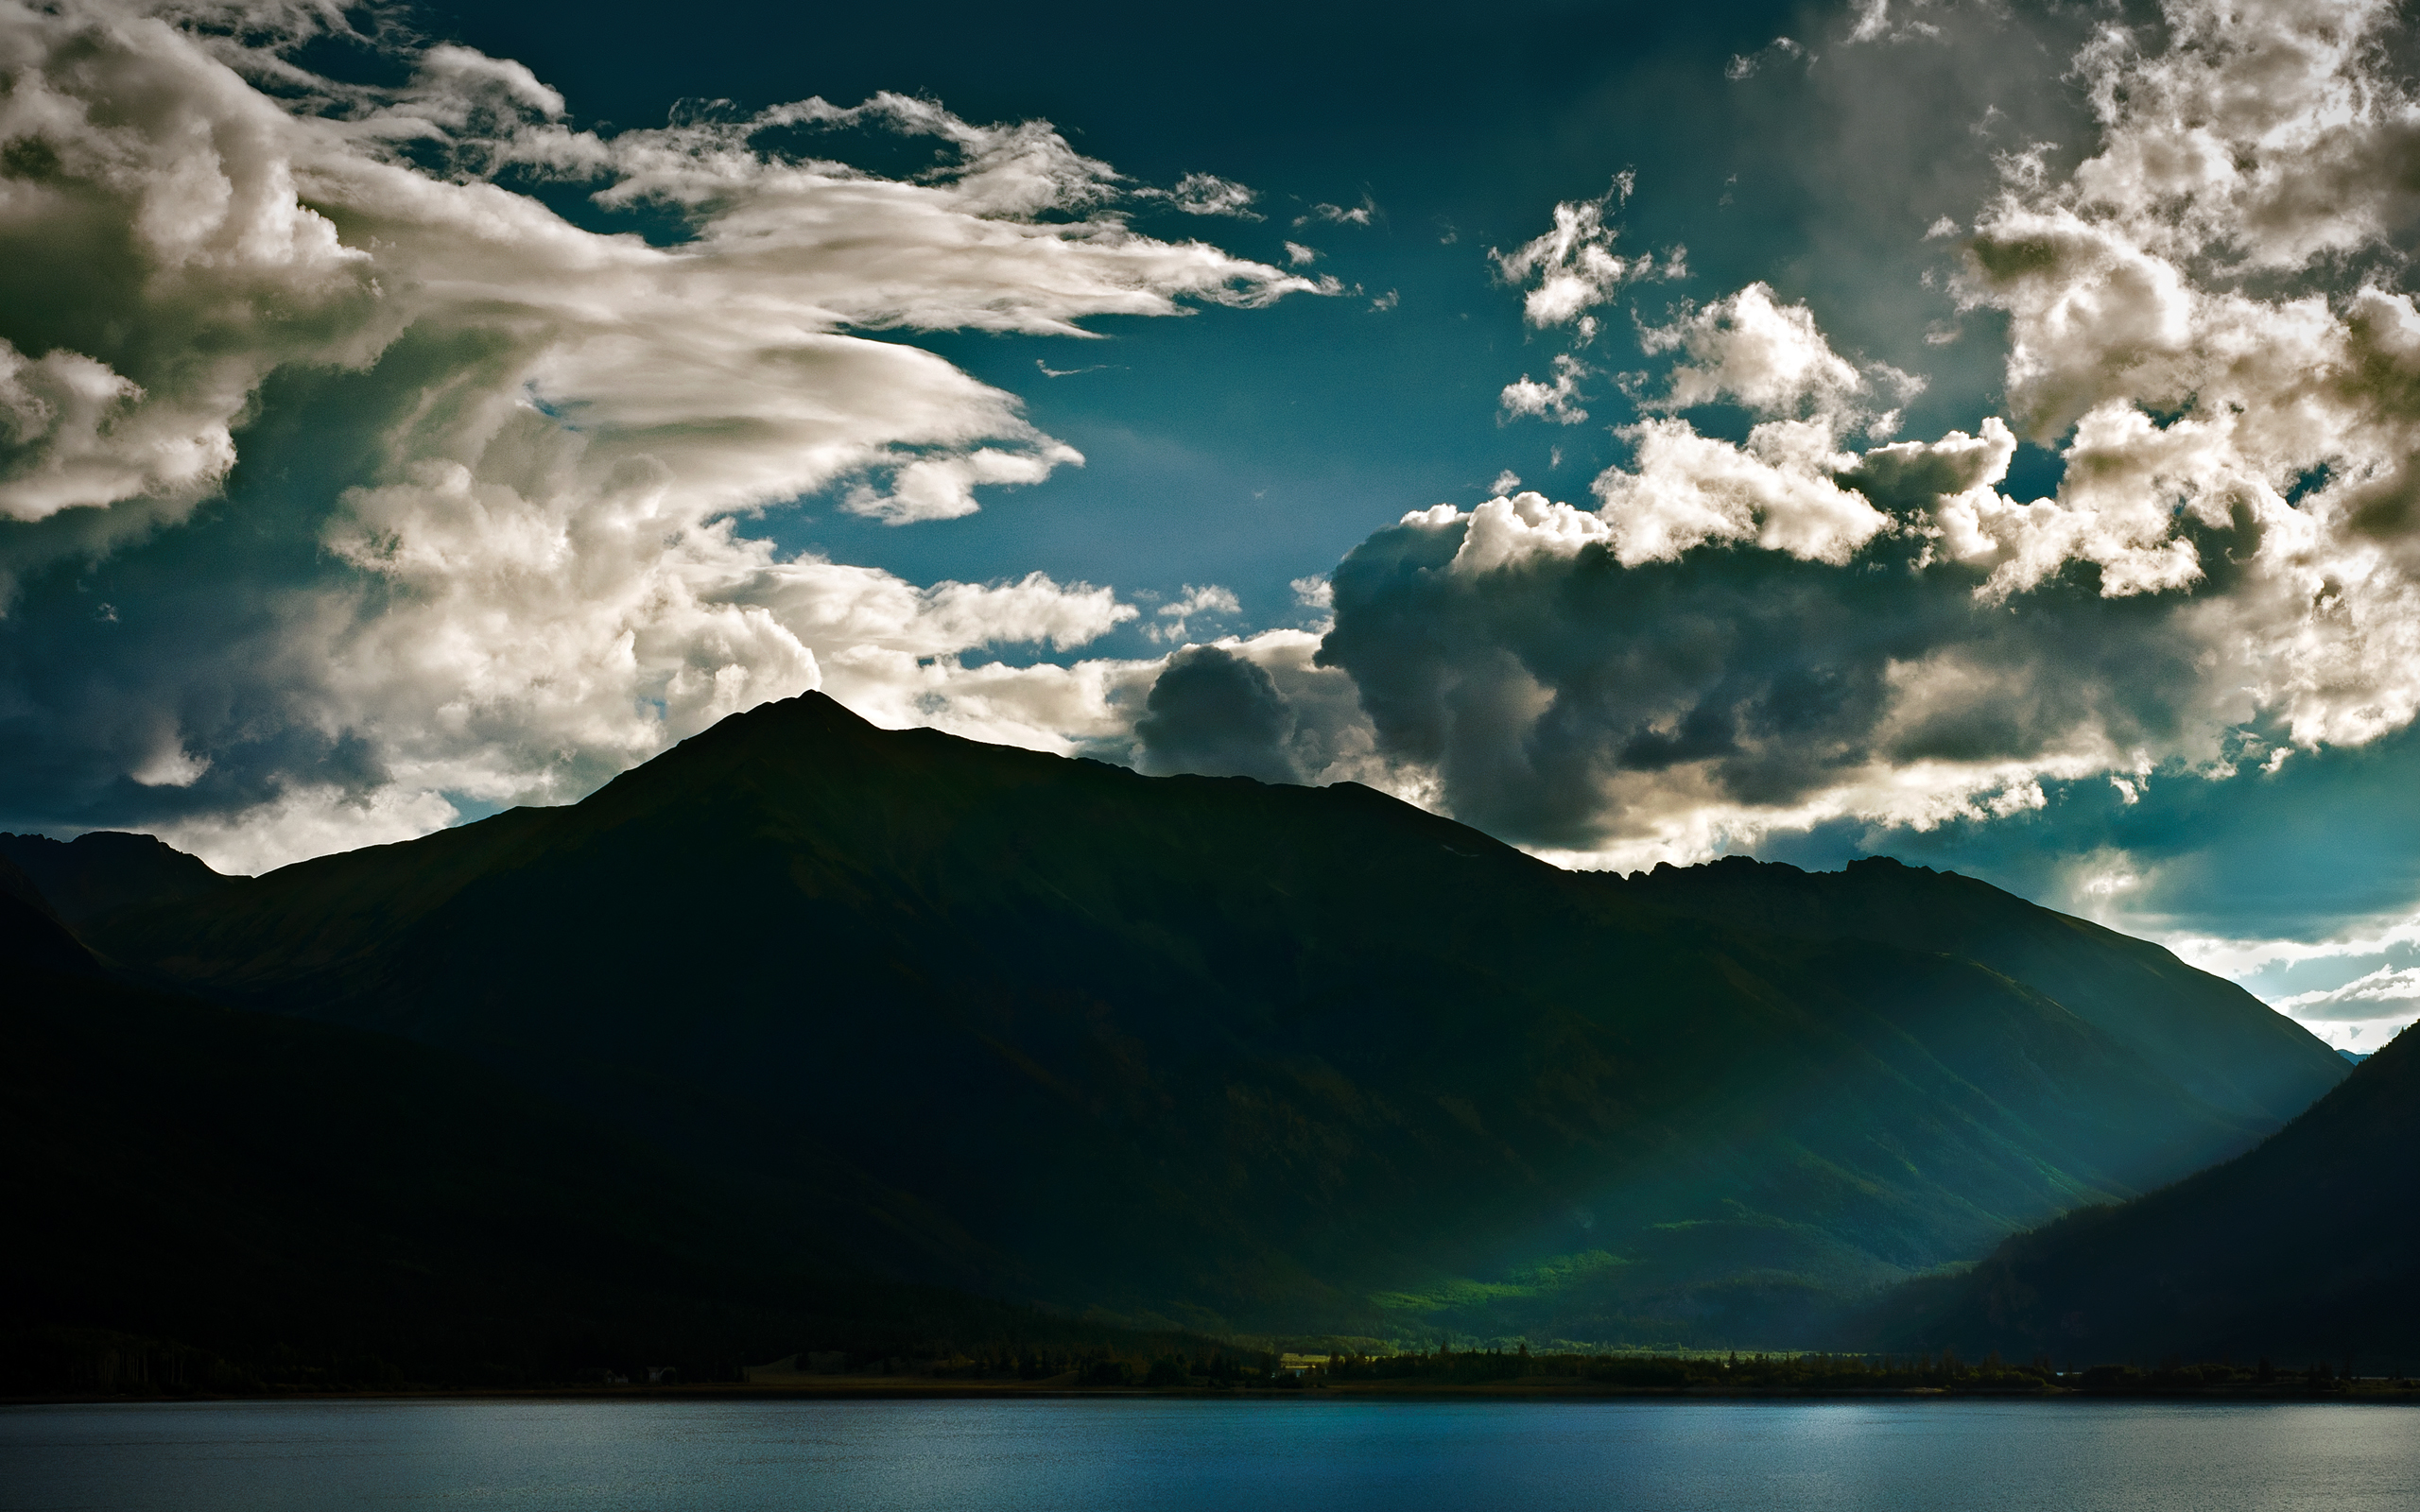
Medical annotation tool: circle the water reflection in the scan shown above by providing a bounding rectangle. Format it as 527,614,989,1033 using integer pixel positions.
3,1398,2415,1512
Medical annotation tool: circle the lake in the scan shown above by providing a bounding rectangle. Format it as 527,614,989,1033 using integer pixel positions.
5,1397,2416,1511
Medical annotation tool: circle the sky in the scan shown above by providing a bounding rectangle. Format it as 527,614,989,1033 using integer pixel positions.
5,0,2420,1048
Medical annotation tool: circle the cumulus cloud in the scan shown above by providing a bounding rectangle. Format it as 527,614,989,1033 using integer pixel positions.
1132,644,1300,783
0,0,1315,869
1294,0,2420,874
1131,629,1405,797
1638,283,1918,425
1313,496,2204,865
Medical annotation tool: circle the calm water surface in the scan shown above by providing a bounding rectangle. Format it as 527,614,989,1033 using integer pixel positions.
4,1398,2415,1511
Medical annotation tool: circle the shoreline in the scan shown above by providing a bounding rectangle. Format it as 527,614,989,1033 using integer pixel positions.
12,1377,2420,1408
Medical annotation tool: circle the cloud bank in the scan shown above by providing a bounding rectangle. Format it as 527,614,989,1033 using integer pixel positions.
1300,0,2420,894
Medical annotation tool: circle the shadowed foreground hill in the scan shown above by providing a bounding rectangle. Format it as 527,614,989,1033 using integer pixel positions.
81,693,2345,1346
1,885,1201,1393
1874,1021,2420,1370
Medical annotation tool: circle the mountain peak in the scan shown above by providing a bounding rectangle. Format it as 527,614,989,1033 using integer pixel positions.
0,829,234,925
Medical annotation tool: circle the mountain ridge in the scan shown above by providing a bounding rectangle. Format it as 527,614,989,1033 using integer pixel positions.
1876,1019,2420,1369
61,692,2349,1345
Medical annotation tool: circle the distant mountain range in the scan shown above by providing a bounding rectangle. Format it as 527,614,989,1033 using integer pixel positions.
1,692,2372,1378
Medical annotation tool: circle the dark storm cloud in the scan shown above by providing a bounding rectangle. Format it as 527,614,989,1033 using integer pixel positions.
1134,645,1303,785
1311,509,2218,851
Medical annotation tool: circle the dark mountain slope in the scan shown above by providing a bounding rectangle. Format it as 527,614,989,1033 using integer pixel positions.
1,855,102,976
2,943,1191,1394
1608,855,2344,1125
0,830,233,928
86,693,2338,1344
1876,1023,2420,1370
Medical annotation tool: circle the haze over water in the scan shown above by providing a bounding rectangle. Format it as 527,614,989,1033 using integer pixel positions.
6,1399,2417,1511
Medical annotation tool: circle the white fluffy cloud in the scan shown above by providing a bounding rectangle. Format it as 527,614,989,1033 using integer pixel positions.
1499,353,1592,424
1947,0,2420,748
1638,283,1914,424
0,0,1315,869
1491,174,1676,335
1311,0,2420,879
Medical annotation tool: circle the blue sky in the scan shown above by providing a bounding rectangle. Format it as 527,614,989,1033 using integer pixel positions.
4,0,2419,1046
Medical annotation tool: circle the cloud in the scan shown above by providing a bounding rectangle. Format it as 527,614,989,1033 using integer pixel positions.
1309,496,2209,863
1146,172,1264,219
1844,0,1943,46
1725,37,1810,81
1229,0,2420,885
1499,354,1592,424
1491,175,1678,332
0,1,1314,870
1130,629,1401,797
1145,582,1241,644
1590,419,1893,567
1132,644,1300,783
1289,0,2420,876
1639,283,1910,423
2173,911,2420,984
2273,964,2420,1020
1294,193,1377,228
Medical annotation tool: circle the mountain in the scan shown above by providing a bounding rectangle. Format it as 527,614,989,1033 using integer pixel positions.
0,853,103,976
1874,1022,2420,1370
75,692,2345,1347
5,955,800,1392
0,829,234,928
2,891,1204,1393
1602,855,2338,1127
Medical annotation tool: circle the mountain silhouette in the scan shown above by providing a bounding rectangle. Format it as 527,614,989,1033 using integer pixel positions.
0,830,233,927
63,693,2346,1347
1605,854,2332,1125
1875,1020,2420,1369
3,945,1193,1394
0,855,103,976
